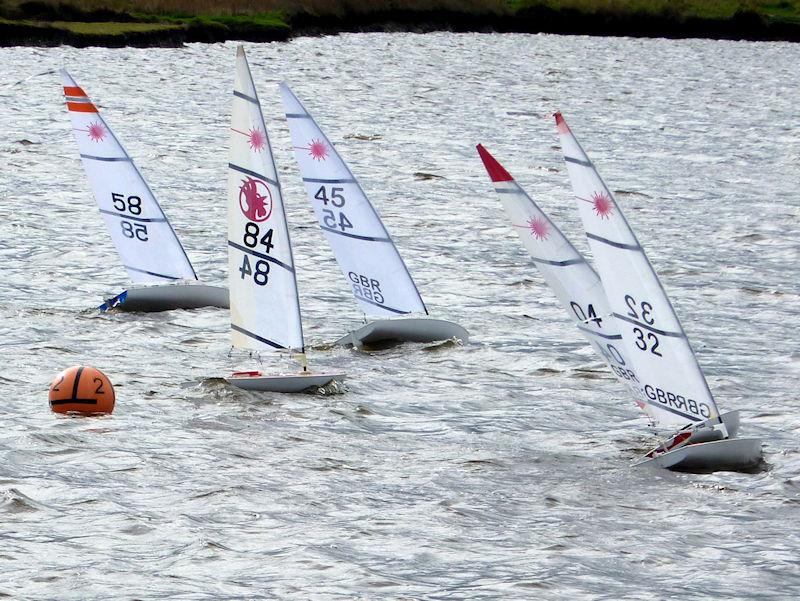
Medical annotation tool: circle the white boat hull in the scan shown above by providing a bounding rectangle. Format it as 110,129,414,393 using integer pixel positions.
225,371,346,393
684,410,740,444
635,437,763,472
334,318,469,348
100,284,229,312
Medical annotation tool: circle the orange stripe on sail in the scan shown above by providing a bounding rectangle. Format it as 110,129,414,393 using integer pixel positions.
63,86,87,97
66,101,98,113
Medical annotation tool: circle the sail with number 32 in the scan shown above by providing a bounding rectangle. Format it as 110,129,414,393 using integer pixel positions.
554,112,723,430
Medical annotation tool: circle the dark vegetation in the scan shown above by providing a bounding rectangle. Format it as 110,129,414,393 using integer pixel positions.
1,0,799,46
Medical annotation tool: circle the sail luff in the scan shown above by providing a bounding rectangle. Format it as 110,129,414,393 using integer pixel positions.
60,69,197,283
555,113,722,427
279,82,427,318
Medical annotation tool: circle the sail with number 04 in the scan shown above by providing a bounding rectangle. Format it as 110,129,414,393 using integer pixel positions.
476,144,652,420
60,69,228,312
554,112,762,470
279,83,468,348
224,46,344,393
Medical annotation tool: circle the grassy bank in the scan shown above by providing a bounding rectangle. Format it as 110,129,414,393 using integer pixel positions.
0,0,798,46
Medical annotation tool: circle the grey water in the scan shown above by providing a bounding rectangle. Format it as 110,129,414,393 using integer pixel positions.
1,32,799,599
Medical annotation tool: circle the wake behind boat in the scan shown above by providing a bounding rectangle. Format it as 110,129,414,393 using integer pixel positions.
61,70,228,313
224,47,344,393
279,83,468,349
554,112,762,472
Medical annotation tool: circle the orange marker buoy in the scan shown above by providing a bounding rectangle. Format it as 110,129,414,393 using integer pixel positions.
49,366,115,415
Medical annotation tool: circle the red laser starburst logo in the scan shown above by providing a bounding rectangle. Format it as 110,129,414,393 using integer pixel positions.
248,128,266,152
527,216,550,241
239,177,273,222
86,121,106,142
591,191,613,219
231,127,267,152
306,138,328,161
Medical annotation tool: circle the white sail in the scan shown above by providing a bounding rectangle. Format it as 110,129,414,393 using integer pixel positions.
477,144,651,417
228,47,304,353
555,113,721,428
60,70,196,283
278,83,427,318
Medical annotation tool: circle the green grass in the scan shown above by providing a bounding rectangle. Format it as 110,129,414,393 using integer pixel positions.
49,20,181,34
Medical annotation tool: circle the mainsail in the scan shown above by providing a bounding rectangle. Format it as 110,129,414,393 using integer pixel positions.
279,83,427,318
228,47,304,353
476,144,650,417
555,113,721,428
60,70,196,284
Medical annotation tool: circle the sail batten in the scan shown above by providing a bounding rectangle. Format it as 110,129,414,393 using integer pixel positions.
227,46,304,354
123,266,181,280
228,163,279,186
279,83,427,318
61,69,197,284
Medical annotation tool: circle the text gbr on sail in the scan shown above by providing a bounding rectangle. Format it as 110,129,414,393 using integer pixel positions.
349,272,383,305
644,384,712,419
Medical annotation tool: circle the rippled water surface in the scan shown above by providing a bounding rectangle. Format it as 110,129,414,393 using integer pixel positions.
1,33,799,599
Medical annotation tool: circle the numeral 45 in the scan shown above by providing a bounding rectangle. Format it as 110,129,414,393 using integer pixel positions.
315,186,345,207
323,209,353,232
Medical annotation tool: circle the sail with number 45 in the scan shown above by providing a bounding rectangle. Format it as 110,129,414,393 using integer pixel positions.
476,144,651,419
555,112,721,428
227,47,304,354
60,69,196,284
278,83,427,318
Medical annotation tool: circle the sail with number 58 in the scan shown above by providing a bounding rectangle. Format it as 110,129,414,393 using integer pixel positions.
60,69,196,285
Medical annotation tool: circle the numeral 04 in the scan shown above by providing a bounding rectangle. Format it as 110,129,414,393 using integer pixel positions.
570,301,602,328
